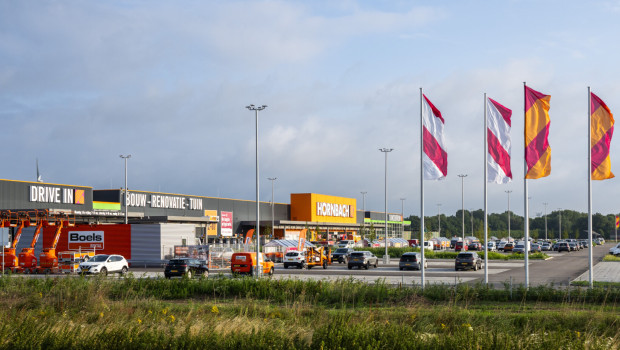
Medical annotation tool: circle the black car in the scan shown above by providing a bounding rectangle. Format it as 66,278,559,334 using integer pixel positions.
455,252,482,271
347,251,378,270
331,248,355,264
557,242,570,252
399,252,427,271
164,258,209,279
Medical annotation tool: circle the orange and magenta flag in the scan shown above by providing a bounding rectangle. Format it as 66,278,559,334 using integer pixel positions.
591,92,615,180
524,85,551,179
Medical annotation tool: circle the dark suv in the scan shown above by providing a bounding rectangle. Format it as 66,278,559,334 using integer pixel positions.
455,252,482,271
399,252,427,270
164,258,209,279
331,248,354,264
347,251,378,270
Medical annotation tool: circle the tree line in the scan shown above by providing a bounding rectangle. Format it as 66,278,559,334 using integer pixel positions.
406,210,619,241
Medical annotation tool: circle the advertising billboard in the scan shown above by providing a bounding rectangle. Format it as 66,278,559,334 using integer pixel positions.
221,211,233,237
290,193,356,224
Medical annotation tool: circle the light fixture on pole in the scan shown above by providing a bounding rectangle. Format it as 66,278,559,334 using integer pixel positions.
543,202,548,241
361,191,367,240
119,155,131,225
558,208,562,239
246,104,267,278
505,190,512,241
457,174,467,250
437,204,442,236
379,148,393,263
268,177,277,240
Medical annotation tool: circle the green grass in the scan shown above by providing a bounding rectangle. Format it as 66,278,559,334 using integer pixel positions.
603,254,620,262
0,276,618,349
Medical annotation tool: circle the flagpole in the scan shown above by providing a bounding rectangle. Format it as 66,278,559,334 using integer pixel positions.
483,93,489,284
420,87,425,289
588,86,593,288
523,82,529,289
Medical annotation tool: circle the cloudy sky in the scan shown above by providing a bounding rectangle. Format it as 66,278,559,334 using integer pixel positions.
2,0,620,217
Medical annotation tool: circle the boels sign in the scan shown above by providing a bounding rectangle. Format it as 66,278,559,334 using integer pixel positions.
68,231,104,250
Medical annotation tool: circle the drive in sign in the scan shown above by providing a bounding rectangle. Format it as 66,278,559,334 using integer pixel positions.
68,231,104,250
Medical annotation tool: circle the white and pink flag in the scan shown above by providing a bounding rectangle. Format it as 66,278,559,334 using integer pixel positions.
487,97,512,183
422,94,447,180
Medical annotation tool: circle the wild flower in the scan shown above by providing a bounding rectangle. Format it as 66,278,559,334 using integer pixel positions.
168,315,175,323
211,305,219,314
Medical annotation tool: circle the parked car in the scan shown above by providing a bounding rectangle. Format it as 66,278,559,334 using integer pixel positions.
399,252,427,271
609,243,620,256
164,258,208,279
503,242,514,252
530,243,542,253
283,250,307,269
497,241,507,251
487,242,497,252
331,248,354,264
558,242,570,252
455,241,469,251
513,243,526,254
78,254,128,276
347,251,378,270
231,252,274,276
568,242,579,251
468,242,482,251
579,240,589,249
541,242,552,251
455,252,482,271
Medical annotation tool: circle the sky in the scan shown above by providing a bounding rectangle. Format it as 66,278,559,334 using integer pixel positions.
2,0,620,218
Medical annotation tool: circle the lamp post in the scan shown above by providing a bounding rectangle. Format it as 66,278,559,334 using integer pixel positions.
268,177,277,240
558,208,562,239
437,204,441,237
379,148,393,263
458,174,467,250
361,192,367,241
246,104,267,278
505,190,512,241
119,155,131,224
543,202,548,241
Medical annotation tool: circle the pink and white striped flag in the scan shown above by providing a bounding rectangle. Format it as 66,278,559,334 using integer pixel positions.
487,97,512,183
422,94,447,180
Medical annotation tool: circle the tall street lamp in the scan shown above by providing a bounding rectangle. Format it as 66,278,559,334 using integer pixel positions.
558,208,562,239
437,204,442,236
543,202,548,241
379,148,393,263
361,191,367,240
119,155,131,224
505,190,512,241
268,177,277,240
458,174,467,250
246,104,267,278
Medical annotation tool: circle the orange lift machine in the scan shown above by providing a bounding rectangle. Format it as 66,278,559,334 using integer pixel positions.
17,210,48,274
2,211,31,273
37,214,74,274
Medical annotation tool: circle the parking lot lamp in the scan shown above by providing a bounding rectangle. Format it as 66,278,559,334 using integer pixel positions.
119,155,131,224
379,148,393,263
458,174,467,250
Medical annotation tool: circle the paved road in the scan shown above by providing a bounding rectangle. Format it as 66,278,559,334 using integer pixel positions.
5,243,616,287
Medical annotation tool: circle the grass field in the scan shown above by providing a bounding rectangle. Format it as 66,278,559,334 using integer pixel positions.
0,275,618,349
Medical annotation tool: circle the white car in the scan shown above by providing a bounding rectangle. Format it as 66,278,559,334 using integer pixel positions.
609,243,620,256
487,242,497,252
78,254,129,276
283,250,306,269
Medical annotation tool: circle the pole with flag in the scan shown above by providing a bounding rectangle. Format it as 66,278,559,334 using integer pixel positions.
589,88,615,288
616,216,619,242
524,83,551,288
485,94,513,285
420,88,447,288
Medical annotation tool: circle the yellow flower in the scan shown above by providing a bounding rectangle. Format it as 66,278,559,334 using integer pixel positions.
148,310,153,314
99,312,104,318
137,319,142,324
168,315,175,323
211,305,219,314
441,323,447,329
576,331,581,338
